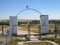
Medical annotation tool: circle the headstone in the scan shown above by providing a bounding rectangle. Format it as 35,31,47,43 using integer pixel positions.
9,16,18,35
40,15,49,34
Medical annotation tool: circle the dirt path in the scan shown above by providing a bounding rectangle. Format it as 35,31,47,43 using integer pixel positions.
18,40,59,45
17,30,59,45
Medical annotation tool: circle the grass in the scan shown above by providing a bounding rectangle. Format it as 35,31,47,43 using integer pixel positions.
24,42,53,45
10,37,53,45
40,38,60,44
0,23,59,33
10,40,53,45
18,23,56,33
9,40,17,45
18,24,39,33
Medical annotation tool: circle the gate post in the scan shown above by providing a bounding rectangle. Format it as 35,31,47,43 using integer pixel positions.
9,16,18,35
39,15,49,39
40,15,49,34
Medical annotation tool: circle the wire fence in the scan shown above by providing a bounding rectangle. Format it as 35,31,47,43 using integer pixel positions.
18,23,60,38
0,23,60,45
0,25,10,45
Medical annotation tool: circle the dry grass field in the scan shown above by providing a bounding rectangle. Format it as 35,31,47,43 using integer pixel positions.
18,23,60,39
0,19,60,33
0,23,59,33
0,20,59,33
18,23,56,33
18,24,39,33
0,25,9,31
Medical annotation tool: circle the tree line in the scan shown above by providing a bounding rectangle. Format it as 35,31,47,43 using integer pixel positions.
0,20,60,25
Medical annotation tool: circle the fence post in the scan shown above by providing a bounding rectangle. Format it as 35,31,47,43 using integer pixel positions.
27,22,30,41
2,21,4,35
39,25,41,39
55,23,57,38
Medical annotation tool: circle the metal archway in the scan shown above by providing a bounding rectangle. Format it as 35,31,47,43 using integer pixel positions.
16,6,42,16
15,6,42,40
16,6,42,34
14,6,49,40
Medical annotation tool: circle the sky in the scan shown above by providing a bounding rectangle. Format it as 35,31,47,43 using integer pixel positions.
0,0,60,20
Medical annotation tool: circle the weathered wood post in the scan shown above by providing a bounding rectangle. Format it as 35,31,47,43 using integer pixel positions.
55,22,57,38
2,20,4,35
26,22,30,41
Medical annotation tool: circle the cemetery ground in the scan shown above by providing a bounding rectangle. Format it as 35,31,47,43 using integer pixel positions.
9,30,60,45
0,23,60,45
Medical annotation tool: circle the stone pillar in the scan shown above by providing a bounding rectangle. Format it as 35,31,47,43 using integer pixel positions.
9,16,18,35
40,15,49,34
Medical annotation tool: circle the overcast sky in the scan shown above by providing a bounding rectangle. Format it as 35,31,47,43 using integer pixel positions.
0,0,60,20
